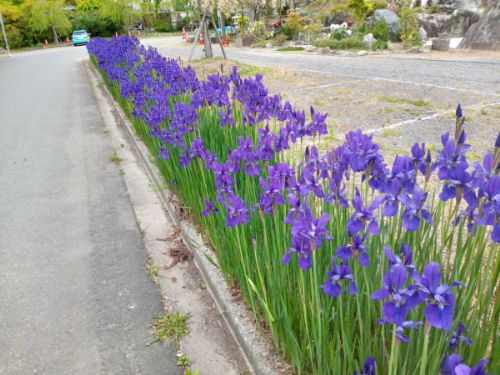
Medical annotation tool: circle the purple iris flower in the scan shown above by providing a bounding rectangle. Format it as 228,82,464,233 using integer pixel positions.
354,355,376,375
454,359,488,375
371,264,419,325
344,129,384,172
442,353,464,375
212,161,234,191
384,244,418,278
282,237,313,269
291,204,331,249
390,154,417,192
399,188,433,232
259,175,286,214
336,234,370,266
322,256,357,297
392,320,422,342
434,132,469,181
449,321,472,350
299,166,325,198
223,193,250,227
190,136,205,158
381,179,402,217
417,262,464,330
441,354,488,375
285,193,301,224
347,188,383,236
202,198,219,216
158,146,170,160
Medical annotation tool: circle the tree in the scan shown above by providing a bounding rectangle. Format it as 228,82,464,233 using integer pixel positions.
30,0,72,43
76,0,103,11
99,0,142,30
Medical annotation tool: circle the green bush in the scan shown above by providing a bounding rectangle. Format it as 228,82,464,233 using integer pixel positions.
71,11,121,37
282,11,305,40
399,7,420,46
370,19,389,42
331,27,349,40
314,35,364,50
154,20,173,32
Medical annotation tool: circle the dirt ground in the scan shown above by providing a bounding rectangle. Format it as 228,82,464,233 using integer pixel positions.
186,56,500,163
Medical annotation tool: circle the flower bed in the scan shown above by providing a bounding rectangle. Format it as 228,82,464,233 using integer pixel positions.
87,36,499,375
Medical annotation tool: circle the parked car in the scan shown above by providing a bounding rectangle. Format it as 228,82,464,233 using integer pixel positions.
72,30,90,46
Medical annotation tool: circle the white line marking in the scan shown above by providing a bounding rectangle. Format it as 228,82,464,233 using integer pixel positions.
299,69,500,97
366,100,500,134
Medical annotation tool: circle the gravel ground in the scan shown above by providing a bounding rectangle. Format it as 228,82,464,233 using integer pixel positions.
144,37,500,160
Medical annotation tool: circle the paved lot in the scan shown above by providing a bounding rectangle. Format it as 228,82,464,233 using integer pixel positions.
145,37,500,158
0,47,180,374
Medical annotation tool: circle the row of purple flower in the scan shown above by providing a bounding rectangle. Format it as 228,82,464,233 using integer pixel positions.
87,36,498,374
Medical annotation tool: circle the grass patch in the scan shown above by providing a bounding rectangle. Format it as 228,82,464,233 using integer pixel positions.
276,46,305,52
144,259,160,286
377,95,431,107
108,149,122,164
381,128,402,137
151,311,189,344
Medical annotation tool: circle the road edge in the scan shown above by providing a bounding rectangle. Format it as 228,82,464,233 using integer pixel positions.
85,59,284,375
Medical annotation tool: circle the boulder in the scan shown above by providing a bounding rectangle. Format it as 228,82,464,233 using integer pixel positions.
459,2,500,49
436,0,481,14
357,50,368,56
373,9,400,36
447,9,480,36
363,33,377,48
419,26,428,41
432,36,451,50
415,13,453,37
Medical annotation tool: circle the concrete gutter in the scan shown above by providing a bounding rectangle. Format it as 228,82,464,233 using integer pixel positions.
86,60,285,375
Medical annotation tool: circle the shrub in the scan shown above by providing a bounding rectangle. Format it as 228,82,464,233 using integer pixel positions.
251,20,269,39
399,7,420,46
154,20,173,33
331,27,349,40
272,33,288,46
348,0,370,22
282,10,305,40
370,19,389,42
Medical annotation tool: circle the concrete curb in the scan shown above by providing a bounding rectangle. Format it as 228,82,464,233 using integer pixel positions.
87,61,284,375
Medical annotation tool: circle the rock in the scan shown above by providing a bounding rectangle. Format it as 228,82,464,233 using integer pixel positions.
448,9,480,36
419,26,428,41
387,41,396,51
321,47,331,54
432,37,451,51
450,37,463,48
234,35,254,47
373,9,400,36
459,2,500,49
357,50,368,56
408,45,423,53
415,13,453,37
436,0,480,14
363,33,377,48
304,45,317,52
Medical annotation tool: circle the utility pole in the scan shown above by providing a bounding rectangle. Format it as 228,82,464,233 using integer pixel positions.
0,11,12,56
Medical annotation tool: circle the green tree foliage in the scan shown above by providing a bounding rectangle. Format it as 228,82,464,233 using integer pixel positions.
30,0,72,43
76,0,102,11
99,0,142,30
347,0,369,22
399,6,419,46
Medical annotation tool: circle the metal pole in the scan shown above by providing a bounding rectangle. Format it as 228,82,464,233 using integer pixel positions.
0,11,12,56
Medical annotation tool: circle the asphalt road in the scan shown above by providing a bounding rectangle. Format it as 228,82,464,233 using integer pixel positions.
144,37,500,95
0,47,180,374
